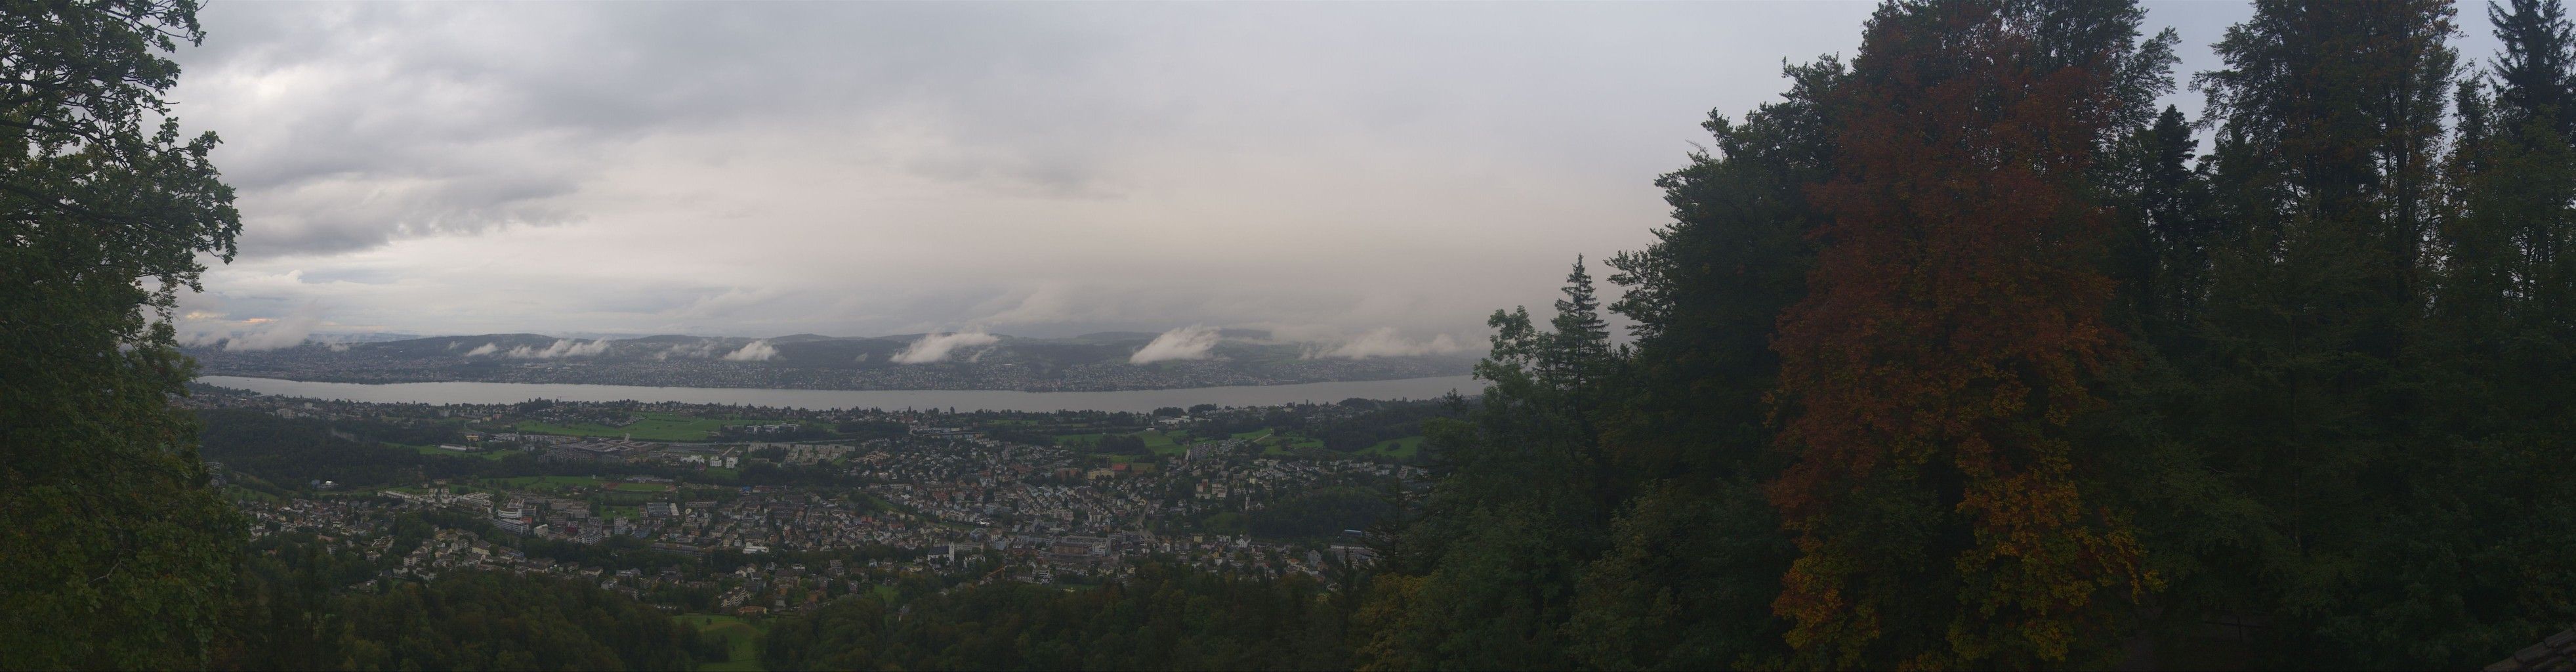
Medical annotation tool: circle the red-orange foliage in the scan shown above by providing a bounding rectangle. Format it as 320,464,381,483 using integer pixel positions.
1766,3,2155,667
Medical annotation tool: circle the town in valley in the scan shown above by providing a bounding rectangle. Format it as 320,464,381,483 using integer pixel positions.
188,384,1444,618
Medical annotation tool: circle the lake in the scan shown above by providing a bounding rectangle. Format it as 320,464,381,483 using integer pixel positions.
195,375,1484,413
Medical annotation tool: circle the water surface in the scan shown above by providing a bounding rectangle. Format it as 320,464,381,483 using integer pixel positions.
197,375,1482,413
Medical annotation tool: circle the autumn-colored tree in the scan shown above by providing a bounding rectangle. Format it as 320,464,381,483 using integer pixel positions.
1764,1,2167,666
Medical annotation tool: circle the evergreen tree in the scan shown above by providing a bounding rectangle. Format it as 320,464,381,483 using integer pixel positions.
2135,105,2218,345
2483,0,2576,327
2180,0,2501,664
1545,255,1611,387
2492,0,2575,135
1358,255,1651,669
1568,55,1849,672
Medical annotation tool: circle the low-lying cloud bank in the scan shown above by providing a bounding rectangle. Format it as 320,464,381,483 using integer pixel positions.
892,329,998,364
178,304,324,352
723,340,779,362
652,340,722,360
1129,325,1222,364
218,314,323,351
507,339,608,359
1304,327,1463,360
459,338,608,358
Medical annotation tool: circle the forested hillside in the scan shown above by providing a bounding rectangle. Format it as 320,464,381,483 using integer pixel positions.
1356,0,2576,668
211,532,706,671
763,563,1358,670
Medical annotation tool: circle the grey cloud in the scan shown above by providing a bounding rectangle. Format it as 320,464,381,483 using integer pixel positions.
1304,327,1465,360
505,339,609,359
175,302,325,351
891,330,999,364
651,340,722,361
722,340,779,362
1128,325,1222,364
178,2,1166,257
166,2,2006,339
237,173,580,256
217,316,316,350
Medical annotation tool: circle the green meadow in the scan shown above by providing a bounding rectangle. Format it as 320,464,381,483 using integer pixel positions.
516,411,783,442
678,614,765,671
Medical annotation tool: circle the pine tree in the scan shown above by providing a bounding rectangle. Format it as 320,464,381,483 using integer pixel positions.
2138,106,2217,343
1545,256,1611,387
2492,0,2576,135
1357,267,1626,671
2184,0,2478,663
1562,56,1849,672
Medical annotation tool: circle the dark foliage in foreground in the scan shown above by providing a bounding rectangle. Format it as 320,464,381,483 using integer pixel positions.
763,563,1356,671
211,534,703,671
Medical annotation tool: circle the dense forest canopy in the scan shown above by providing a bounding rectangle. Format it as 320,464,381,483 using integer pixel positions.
1349,0,2576,668
12,0,2576,669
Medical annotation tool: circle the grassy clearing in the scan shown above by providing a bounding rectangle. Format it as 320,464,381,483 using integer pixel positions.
398,442,510,460
678,614,764,671
1358,436,1424,459
1231,428,1276,440
488,475,602,492
516,411,783,442
1142,430,1213,456
612,482,675,492
1253,432,1327,455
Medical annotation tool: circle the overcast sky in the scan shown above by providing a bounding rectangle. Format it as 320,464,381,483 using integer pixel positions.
167,1,2506,348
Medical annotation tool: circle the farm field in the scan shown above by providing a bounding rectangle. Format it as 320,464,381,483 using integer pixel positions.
1137,430,1187,455
484,475,603,492
516,411,781,442
1358,436,1424,459
396,443,510,460
612,482,676,492
1256,432,1327,455
678,614,764,671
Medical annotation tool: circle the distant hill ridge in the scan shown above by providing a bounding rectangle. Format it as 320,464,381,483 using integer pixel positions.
184,328,1473,392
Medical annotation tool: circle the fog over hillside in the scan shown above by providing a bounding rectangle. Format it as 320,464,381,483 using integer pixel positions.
185,329,1471,391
